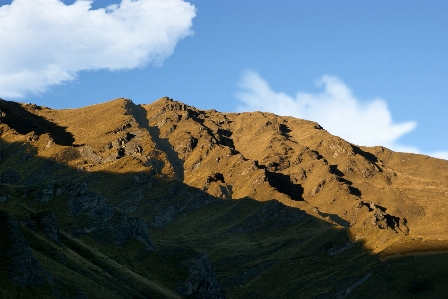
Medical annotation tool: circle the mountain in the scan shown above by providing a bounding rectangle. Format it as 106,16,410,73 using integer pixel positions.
0,97,447,298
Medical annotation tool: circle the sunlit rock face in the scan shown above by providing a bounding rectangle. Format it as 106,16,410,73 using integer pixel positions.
0,97,447,298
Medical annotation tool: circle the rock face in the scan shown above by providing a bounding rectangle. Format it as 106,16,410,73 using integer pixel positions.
143,98,448,253
23,211,60,243
68,183,108,216
0,211,51,287
68,183,155,250
1,97,448,299
176,253,226,299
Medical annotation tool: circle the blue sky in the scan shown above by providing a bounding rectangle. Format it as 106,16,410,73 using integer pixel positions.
0,0,447,159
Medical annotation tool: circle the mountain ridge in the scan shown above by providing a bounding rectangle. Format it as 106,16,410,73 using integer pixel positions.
0,97,448,298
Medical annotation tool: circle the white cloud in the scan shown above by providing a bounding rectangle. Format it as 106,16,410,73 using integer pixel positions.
236,70,448,160
0,0,196,98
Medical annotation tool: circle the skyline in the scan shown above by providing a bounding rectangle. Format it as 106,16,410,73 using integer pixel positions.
0,0,447,159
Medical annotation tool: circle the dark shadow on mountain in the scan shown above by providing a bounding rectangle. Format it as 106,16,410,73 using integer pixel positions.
217,128,232,138
265,171,304,201
311,150,324,160
0,99,75,146
348,186,362,197
2,137,448,299
352,145,383,172
334,175,362,197
128,103,184,181
279,124,291,139
329,165,344,176
337,177,352,185
217,128,236,151
189,111,237,153
252,161,304,201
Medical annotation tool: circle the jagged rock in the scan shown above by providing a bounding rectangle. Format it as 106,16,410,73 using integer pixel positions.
108,215,155,250
0,97,448,298
175,135,198,154
150,205,177,227
23,211,60,243
78,145,102,164
45,138,53,149
310,180,326,196
176,253,225,299
32,183,61,203
52,147,81,163
26,133,39,142
112,121,132,134
67,184,107,216
371,208,401,231
134,144,143,154
67,183,155,250
324,138,355,157
400,218,410,234
143,158,164,173
205,173,225,186
118,188,145,213
372,209,386,228
0,211,52,287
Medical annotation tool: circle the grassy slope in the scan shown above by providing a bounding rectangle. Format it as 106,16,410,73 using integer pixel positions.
1,98,448,298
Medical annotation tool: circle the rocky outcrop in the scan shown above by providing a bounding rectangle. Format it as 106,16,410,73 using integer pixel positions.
176,253,226,299
27,183,63,203
356,201,408,233
23,211,60,243
1,97,448,298
68,183,108,216
68,183,155,250
78,145,102,164
0,211,51,287
106,214,155,249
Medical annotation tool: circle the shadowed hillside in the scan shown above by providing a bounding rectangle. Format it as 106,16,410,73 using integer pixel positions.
0,97,448,298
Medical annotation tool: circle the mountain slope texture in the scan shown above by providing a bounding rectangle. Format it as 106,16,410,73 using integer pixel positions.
0,97,447,298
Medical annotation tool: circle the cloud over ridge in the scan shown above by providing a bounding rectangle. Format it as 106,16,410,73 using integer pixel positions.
236,70,448,160
0,0,196,98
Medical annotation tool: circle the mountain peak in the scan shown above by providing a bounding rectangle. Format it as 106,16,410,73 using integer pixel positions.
1,98,448,298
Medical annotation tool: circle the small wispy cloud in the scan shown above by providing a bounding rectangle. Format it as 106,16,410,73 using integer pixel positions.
236,70,448,160
0,0,196,98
